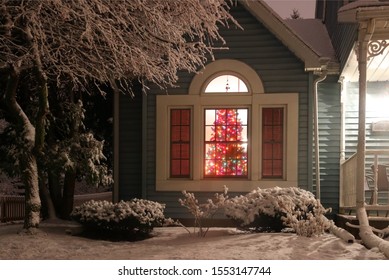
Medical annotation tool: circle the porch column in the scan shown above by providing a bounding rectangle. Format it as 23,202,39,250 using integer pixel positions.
356,21,374,208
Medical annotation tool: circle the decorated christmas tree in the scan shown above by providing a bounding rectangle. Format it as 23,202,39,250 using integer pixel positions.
205,109,248,176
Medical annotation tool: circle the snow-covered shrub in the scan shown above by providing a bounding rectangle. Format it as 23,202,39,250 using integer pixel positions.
71,199,171,240
224,187,332,237
179,187,228,237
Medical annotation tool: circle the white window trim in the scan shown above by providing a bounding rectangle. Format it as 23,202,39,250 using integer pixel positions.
156,59,298,192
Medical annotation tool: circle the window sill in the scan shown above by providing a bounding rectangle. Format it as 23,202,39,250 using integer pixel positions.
156,179,299,192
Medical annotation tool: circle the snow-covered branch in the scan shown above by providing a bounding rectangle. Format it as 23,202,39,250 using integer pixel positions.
1,0,238,92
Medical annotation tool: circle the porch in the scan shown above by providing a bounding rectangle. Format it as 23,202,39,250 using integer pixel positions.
340,149,389,216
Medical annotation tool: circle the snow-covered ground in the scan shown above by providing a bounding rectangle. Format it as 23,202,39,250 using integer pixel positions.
0,221,386,260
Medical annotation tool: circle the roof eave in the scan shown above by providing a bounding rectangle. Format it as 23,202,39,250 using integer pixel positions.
240,0,331,73
339,5,389,23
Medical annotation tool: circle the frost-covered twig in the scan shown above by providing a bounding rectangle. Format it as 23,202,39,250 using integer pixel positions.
225,187,333,237
178,186,228,237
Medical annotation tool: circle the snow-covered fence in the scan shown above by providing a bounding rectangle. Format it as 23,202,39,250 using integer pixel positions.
73,192,112,207
0,195,25,223
0,192,112,223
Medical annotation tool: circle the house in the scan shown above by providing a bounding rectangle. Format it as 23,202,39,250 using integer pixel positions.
114,0,389,220
316,0,389,215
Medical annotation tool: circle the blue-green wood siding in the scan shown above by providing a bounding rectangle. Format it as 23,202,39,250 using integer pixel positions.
344,82,389,163
143,4,311,219
317,76,341,213
118,3,344,218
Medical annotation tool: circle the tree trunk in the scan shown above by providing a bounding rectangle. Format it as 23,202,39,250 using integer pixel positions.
61,169,76,220
4,65,41,229
357,207,389,258
48,170,63,215
21,155,41,229
39,170,57,220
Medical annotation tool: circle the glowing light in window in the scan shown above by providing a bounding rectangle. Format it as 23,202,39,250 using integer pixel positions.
205,75,248,93
204,108,248,177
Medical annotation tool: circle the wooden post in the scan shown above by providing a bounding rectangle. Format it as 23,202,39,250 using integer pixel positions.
356,23,370,208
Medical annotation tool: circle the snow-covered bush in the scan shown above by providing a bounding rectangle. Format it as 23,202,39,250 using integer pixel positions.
224,187,332,237
71,199,172,240
179,187,228,237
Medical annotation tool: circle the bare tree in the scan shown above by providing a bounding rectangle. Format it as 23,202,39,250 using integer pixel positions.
0,0,236,231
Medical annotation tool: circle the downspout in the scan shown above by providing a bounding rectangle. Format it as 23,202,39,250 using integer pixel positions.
307,73,314,193
313,70,328,200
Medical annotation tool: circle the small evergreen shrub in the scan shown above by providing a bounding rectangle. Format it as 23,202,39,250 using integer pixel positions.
71,199,172,240
224,187,332,237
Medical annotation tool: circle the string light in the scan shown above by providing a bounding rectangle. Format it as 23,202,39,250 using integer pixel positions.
205,109,248,176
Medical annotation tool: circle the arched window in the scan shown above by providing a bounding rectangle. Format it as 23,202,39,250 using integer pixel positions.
156,59,298,192
205,74,248,93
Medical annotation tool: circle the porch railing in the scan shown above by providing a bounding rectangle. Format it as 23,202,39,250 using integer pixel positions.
340,150,389,212
340,153,357,208
0,195,25,223
0,191,112,223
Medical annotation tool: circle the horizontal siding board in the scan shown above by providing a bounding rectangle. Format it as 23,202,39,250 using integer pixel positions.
316,78,341,212
344,81,389,163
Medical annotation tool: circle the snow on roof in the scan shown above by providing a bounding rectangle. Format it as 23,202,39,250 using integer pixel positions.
284,19,337,62
338,0,389,13
241,0,325,71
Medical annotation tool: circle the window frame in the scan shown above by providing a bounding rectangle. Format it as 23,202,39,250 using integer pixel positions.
170,108,192,178
204,107,249,178
156,59,298,192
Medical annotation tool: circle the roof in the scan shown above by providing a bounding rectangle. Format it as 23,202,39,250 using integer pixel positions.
338,0,389,24
338,0,389,81
285,18,339,73
240,0,338,73
339,0,389,13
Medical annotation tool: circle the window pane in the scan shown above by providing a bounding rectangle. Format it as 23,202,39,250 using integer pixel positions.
181,110,190,125
237,109,248,125
205,126,214,141
273,143,283,159
171,126,181,142
240,126,248,141
205,109,216,125
205,144,216,159
205,75,248,93
171,160,181,176
181,143,190,158
181,160,190,175
204,108,248,177
263,143,273,159
171,144,182,159
171,110,181,125
181,126,190,142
